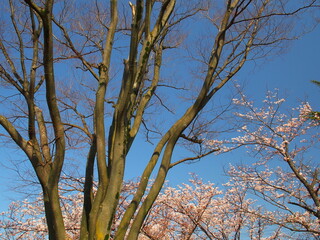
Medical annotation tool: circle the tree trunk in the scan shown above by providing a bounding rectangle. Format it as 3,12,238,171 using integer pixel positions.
42,185,66,240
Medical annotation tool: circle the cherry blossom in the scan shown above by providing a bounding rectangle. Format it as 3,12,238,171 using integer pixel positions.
1,173,317,239
207,91,319,238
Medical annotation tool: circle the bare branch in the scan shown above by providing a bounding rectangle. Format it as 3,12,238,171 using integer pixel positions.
169,148,220,168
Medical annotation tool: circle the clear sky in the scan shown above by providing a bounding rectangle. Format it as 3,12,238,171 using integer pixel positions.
0,2,319,215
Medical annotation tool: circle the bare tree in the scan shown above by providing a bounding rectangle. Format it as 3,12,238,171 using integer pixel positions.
0,0,319,239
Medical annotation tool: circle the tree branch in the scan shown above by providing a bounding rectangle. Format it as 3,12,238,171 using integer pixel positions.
169,148,220,168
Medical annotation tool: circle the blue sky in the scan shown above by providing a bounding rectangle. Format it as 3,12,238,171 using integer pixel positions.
0,3,320,215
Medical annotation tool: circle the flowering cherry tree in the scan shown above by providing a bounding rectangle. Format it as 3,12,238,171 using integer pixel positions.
140,175,282,240
1,174,316,239
206,91,320,238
